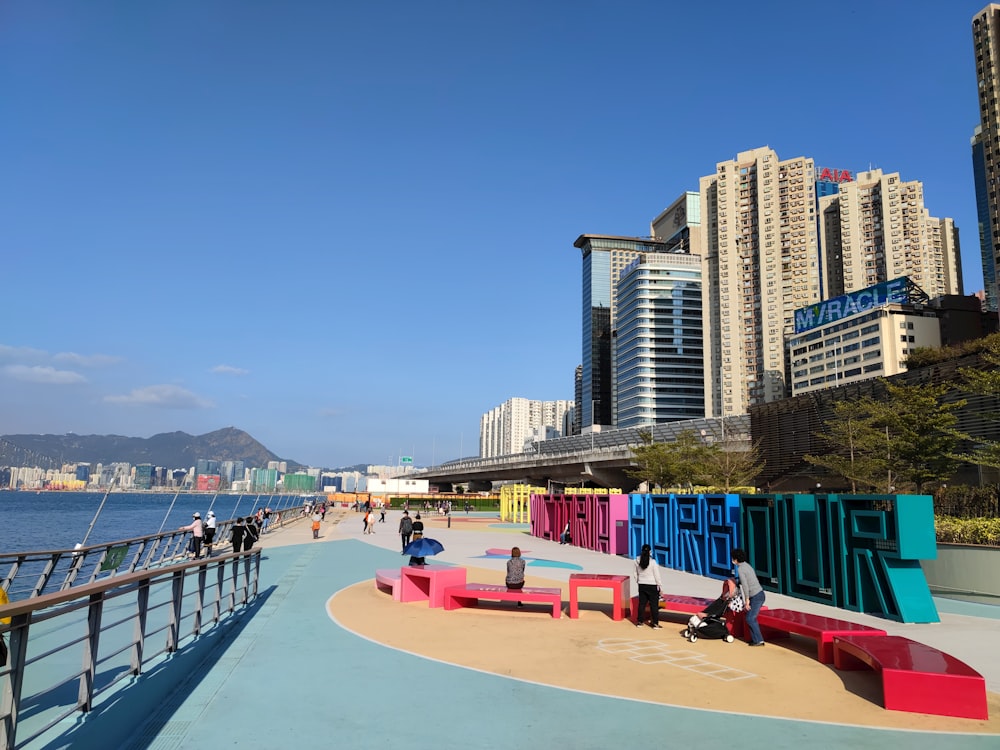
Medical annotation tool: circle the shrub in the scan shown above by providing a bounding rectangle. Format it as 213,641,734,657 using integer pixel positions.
935,515,1000,546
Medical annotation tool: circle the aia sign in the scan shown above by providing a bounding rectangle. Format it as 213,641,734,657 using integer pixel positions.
817,167,853,183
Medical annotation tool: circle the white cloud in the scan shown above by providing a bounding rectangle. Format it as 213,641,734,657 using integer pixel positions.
3,364,87,384
0,345,48,363
210,364,249,376
53,352,122,367
104,385,214,409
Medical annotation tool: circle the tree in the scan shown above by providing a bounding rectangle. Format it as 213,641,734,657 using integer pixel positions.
807,379,963,493
627,430,679,491
954,336,1000,470
805,398,885,492
874,380,963,492
627,429,714,491
668,430,716,488
700,435,764,492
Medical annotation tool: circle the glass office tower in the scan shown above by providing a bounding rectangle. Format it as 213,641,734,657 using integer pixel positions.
573,234,667,431
615,252,704,427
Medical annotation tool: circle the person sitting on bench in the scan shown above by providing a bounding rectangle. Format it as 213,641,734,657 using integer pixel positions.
506,547,526,607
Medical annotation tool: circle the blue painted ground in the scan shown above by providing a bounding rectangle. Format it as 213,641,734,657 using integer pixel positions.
31,533,1000,750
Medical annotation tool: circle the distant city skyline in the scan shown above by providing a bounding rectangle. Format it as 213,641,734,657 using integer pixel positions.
1,2,993,467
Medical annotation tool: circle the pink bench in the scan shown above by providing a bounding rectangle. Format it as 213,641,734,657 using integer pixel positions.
833,634,988,719
568,573,630,621
443,583,563,618
756,608,886,664
399,565,467,608
374,569,402,600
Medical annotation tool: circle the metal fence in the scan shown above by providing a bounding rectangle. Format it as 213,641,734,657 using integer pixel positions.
0,506,307,603
0,549,261,750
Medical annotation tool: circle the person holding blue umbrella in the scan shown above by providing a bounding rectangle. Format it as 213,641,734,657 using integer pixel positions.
408,513,426,565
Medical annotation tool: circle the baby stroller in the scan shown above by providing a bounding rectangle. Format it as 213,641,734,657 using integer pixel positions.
681,579,742,644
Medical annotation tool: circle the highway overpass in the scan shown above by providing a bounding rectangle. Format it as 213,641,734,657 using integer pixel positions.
420,416,749,492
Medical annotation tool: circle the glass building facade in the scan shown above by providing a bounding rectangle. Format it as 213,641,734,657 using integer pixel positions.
972,125,998,311
615,253,704,427
573,235,668,430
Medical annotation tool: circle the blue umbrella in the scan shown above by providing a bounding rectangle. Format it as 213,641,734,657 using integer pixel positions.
402,537,444,557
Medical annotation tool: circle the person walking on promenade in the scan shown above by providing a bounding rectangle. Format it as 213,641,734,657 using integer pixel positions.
506,547,526,607
229,517,246,552
312,515,321,539
262,508,272,534
203,511,217,556
180,512,205,559
732,548,766,646
399,511,413,551
559,522,571,545
379,506,386,523
635,543,662,628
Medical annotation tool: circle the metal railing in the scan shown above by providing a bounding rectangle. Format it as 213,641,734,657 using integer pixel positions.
0,505,307,603
0,549,261,750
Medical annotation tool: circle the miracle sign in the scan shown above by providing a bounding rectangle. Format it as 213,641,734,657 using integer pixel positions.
794,277,909,333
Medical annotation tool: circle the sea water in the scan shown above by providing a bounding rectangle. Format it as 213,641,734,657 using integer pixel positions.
0,490,298,553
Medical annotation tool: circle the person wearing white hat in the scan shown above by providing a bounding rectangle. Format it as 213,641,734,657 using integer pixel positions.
204,511,217,556
180,512,205,558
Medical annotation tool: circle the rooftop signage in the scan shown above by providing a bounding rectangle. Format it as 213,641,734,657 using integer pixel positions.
817,167,853,183
794,277,909,333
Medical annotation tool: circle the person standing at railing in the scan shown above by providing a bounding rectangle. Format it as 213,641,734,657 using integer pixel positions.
180,513,205,559
204,511,217,556
229,518,246,552
243,516,260,551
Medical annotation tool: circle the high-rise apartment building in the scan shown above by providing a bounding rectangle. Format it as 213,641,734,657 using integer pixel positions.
972,7,1000,315
572,235,667,430
820,169,962,300
972,126,998,311
479,397,574,457
700,147,821,417
615,252,704,427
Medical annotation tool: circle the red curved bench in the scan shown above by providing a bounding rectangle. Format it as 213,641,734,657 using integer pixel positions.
756,608,886,663
833,634,988,719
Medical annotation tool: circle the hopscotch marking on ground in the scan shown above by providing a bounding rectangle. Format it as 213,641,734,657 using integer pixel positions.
597,637,757,681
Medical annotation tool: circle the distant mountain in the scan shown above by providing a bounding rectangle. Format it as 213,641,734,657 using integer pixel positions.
0,428,303,472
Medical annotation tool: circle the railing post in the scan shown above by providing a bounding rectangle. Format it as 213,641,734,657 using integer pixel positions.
229,557,239,612
250,552,260,599
131,580,150,675
78,593,104,711
213,562,224,624
194,564,207,636
240,555,250,606
166,570,184,652
0,613,30,750
61,550,87,591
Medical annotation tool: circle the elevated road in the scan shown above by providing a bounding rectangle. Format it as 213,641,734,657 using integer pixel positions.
420,416,750,491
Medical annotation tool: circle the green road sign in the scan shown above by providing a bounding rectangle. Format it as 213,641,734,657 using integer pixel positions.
400,456,413,464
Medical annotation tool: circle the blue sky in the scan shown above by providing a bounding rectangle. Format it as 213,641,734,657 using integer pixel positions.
0,1,991,469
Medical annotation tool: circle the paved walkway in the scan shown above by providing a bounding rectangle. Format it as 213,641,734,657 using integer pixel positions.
43,506,1000,750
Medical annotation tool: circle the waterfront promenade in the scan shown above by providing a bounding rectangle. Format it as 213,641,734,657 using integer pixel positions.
37,506,1000,750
